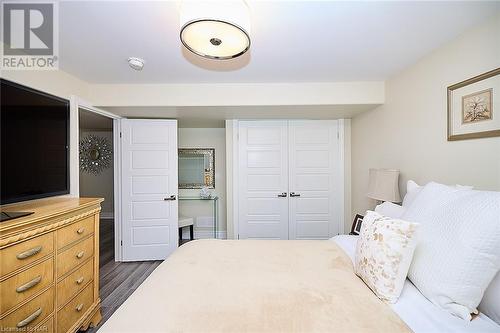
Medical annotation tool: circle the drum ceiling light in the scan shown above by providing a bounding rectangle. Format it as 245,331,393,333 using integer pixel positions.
179,0,251,60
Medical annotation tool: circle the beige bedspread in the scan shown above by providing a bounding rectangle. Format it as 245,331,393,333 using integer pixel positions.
99,240,411,333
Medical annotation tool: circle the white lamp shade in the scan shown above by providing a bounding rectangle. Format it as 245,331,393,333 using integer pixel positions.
179,0,251,59
367,168,402,203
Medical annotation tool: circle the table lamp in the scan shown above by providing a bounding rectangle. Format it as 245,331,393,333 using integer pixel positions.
367,168,401,203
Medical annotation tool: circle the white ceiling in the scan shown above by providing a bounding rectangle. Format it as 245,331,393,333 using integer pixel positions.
59,1,500,84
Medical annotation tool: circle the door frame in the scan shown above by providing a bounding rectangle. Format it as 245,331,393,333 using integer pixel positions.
228,119,349,240
70,96,124,261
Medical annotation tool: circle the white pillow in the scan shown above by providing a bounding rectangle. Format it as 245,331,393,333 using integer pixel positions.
402,180,422,208
403,182,500,320
402,180,474,208
375,201,406,219
401,180,474,208
479,271,500,325
355,211,419,303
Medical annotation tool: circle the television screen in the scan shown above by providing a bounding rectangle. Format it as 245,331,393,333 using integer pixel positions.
1,79,70,204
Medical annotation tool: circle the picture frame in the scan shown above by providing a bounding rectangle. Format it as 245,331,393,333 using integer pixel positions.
178,148,215,189
349,214,364,235
447,67,500,141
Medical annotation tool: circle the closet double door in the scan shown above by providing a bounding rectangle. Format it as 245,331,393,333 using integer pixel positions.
238,120,342,240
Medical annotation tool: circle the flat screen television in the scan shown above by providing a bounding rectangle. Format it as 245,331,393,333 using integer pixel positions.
1,79,70,205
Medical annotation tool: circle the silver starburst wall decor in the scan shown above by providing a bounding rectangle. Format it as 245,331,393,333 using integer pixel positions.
79,135,112,175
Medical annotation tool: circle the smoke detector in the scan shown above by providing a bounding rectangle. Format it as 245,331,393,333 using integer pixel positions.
128,57,145,71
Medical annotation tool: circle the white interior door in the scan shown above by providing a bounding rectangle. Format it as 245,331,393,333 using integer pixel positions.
288,120,340,239
238,121,289,239
120,119,178,261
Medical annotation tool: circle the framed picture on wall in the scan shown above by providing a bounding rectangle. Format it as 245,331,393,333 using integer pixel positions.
447,67,500,141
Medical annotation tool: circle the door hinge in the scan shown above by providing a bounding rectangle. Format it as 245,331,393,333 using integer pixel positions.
119,132,122,138
120,240,123,246
237,234,240,240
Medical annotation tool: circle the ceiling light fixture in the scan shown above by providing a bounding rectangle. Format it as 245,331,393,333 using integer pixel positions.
179,0,251,60
128,57,145,70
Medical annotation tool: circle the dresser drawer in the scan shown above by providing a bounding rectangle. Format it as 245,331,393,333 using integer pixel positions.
57,236,94,278
57,216,95,250
37,315,54,333
0,258,54,315
0,287,53,331
57,282,93,333
57,259,93,307
0,232,54,277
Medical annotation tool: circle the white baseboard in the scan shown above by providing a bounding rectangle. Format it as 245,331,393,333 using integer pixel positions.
195,230,227,239
181,229,227,240
100,212,114,219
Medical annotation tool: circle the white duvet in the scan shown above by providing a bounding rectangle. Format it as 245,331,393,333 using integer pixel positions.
332,235,500,333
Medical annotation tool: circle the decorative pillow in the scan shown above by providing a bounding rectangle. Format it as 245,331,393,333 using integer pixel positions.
355,211,419,303
403,182,500,320
479,271,500,325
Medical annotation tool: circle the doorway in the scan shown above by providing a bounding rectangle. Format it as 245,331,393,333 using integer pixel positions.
78,109,115,267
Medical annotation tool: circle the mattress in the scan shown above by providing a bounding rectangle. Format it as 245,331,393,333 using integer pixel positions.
99,239,410,333
332,235,500,333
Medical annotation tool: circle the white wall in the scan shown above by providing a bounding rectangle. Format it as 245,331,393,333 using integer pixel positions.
178,128,227,238
225,120,236,239
1,67,383,109
1,68,91,101
79,130,114,217
351,14,500,217
342,119,352,233
90,82,384,107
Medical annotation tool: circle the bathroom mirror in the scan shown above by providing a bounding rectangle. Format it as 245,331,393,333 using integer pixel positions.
178,148,215,189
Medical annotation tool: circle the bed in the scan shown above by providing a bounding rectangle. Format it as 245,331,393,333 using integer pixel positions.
98,237,500,333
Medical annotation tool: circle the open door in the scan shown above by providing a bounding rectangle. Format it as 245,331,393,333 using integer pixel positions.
120,119,178,261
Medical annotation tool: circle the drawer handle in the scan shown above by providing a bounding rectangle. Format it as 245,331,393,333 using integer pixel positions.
17,308,42,328
16,246,42,260
76,303,84,312
76,276,85,285
76,251,85,259
16,275,42,293
77,228,85,234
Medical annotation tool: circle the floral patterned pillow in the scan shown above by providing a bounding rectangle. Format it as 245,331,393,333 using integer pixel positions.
355,211,419,303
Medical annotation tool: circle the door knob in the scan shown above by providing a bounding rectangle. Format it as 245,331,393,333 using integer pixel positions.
164,195,177,201
277,192,287,198
290,192,301,197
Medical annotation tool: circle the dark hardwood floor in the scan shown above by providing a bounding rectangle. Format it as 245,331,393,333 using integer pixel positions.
85,220,162,332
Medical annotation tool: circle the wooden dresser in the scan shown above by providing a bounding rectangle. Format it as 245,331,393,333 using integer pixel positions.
0,197,103,333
